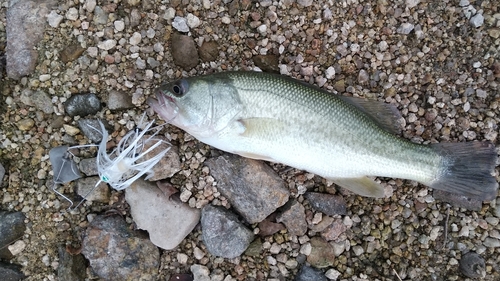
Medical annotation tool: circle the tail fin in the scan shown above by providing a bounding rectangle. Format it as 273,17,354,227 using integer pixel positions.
430,141,498,201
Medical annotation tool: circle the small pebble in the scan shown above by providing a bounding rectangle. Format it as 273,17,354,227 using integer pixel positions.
172,16,189,32
470,14,484,28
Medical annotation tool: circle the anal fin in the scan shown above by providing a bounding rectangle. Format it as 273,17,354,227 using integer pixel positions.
234,151,276,162
331,177,386,198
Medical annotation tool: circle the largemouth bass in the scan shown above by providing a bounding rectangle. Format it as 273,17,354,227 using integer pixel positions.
148,71,498,201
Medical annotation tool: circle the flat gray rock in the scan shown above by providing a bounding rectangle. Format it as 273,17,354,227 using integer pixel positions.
125,179,200,250
205,154,289,224
6,0,54,79
201,205,254,258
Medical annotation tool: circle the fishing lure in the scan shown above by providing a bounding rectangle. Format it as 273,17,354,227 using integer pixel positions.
95,119,170,190
49,117,170,209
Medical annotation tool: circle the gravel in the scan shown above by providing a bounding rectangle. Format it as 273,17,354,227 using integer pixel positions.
0,0,499,280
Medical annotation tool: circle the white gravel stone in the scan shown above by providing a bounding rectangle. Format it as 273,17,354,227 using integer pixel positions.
406,0,420,8
470,13,484,27
47,11,64,28
85,0,96,12
97,39,117,50
163,7,176,20
476,89,487,98
483,237,500,248
146,28,155,38
8,240,26,256
331,241,345,256
325,66,336,79
39,74,51,82
177,253,188,264
187,13,201,28
378,40,388,51
459,0,470,6
114,20,125,31
297,0,313,7
129,32,142,45
65,7,79,21
257,24,267,34
87,46,98,57
397,23,414,34
153,43,164,53
352,245,364,256
326,268,341,280
172,16,189,32
191,264,210,281
193,247,205,260
202,0,211,9
300,243,312,255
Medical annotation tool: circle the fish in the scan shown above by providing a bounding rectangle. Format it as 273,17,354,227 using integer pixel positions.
147,71,498,201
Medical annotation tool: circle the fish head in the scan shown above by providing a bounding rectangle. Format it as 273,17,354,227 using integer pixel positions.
148,75,243,138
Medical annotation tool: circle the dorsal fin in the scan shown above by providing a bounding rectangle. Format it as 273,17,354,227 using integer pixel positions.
339,96,403,135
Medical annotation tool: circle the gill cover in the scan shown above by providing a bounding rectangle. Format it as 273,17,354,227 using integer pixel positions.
156,75,243,138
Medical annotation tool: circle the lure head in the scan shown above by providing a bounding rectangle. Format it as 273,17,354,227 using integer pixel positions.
147,74,243,138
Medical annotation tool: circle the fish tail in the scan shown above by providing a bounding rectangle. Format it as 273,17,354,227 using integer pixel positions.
430,141,498,201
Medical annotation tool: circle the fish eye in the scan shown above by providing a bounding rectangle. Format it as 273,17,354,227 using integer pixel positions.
172,84,182,96
170,79,189,97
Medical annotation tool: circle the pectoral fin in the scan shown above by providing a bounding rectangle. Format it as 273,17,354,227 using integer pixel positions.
237,117,285,138
331,177,385,198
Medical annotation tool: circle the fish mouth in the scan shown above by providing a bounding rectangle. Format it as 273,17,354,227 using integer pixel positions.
147,91,179,123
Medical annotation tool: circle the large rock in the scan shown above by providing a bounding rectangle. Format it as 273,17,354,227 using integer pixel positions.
57,246,86,281
82,214,159,280
307,237,335,268
276,200,307,236
64,93,102,117
125,179,200,250
205,154,289,224
0,211,26,260
170,33,199,70
0,262,25,281
295,265,327,281
304,192,347,216
201,205,254,258
6,0,54,79
142,137,181,181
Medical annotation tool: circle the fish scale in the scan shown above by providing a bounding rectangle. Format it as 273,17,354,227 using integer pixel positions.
148,71,498,200
224,71,439,182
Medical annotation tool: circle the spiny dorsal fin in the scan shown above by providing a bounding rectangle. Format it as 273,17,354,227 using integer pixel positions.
339,96,403,135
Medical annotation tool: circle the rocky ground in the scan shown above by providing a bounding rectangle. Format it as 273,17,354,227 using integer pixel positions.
0,0,500,280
